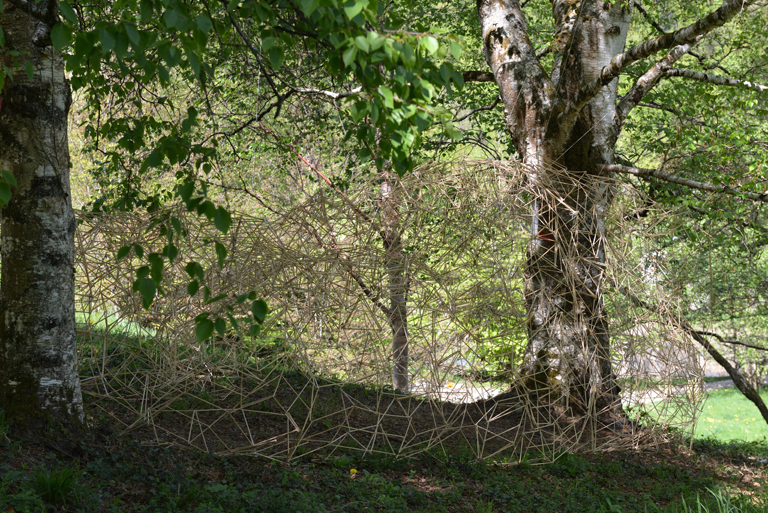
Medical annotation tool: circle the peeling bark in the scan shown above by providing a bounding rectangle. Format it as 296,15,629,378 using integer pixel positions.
477,0,762,417
478,0,632,414
0,0,84,430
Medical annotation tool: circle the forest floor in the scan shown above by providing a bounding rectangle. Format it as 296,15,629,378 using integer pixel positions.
3,394,768,512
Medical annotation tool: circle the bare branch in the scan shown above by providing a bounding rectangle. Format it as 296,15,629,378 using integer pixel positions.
633,1,730,76
453,96,501,123
619,286,768,426
615,42,697,126
694,330,768,352
632,0,666,35
664,68,768,93
227,11,281,100
599,164,768,203
561,0,759,125
462,71,496,83
292,86,363,99
636,101,706,126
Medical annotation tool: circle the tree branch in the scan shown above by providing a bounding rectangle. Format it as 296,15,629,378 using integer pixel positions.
616,42,697,127
598,164,768,203
636,101,706,126
453,96,501,123
632,1,729,77
664,68,768,93
292,86,363,99
618,286,768,426
560,0,758,126
632,0,666,35
462,71,496,83
694,330,768,352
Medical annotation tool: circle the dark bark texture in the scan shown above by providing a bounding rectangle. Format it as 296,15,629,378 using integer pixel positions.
0,0,84,430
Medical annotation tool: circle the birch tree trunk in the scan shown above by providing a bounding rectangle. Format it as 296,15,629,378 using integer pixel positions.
476,0,758,415
0,0,84,431
478,0,631,414
380,171,409,392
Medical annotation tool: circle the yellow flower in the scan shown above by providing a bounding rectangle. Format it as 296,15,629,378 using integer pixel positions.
350,469,357,474
446,382,455,388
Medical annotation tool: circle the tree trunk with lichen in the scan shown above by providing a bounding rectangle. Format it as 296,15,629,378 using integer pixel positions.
478,0,631,414
0,0,84,431
476,0,755,416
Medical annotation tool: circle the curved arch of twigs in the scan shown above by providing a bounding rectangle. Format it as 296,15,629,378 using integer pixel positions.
74,159,707,461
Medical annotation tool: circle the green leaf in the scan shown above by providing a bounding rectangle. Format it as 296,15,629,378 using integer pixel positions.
178,181,195,202
117,245,132,260
187,280,200,296
215,242,227,268
138,278,156,309
213,206,231,233
251,299,268,323
195,318,214,342
343,0,366,20
268,47,284,70
148,253,164,282
196,15,213,33
125,24,141,47
261,37,275,51
99,27,116,53
450,41,462,60
451,69,464,89
214,317,226,336
164,243,178,263
368,32,385,51
140,0,153,22
171,217,183,234
50,24,71,51
0,183,11,206
421,36,438,55
163,9,180,30
24,61,33,81
1,170,16,188
185,261,204,280
342,45,357,68
133,244,144,259
300,0,320,17
226,313,240,334
355,35,369,53
59,1,78,23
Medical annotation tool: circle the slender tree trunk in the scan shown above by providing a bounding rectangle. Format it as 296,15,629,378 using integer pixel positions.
0,0,84,431
380,172,409,392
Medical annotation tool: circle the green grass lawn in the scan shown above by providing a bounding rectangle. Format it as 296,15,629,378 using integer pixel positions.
695,386,768,442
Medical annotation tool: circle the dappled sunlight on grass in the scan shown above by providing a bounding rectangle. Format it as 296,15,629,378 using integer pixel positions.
695,387,768,441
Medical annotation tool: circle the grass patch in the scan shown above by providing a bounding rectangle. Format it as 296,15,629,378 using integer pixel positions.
695,387,768,442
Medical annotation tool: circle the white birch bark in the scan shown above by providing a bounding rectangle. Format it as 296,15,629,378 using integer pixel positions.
0,0,84,430
476,0,759,415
